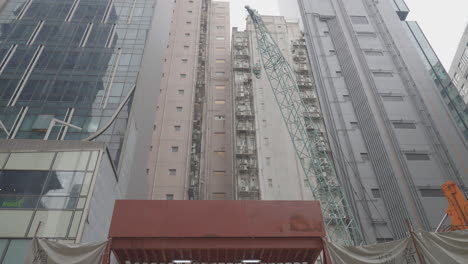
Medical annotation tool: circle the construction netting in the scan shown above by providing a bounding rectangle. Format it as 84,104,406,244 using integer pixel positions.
327,230,468,264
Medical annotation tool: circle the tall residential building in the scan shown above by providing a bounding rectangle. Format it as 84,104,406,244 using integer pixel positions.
267,0,468,244
449,23,468,102
147,0,233,200
232,18,316,201
0,0,173,261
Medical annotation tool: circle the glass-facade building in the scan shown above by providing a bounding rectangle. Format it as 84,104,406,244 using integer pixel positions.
405,21,468,140
0,140,119,263
0,0,156,166
0,0,173,262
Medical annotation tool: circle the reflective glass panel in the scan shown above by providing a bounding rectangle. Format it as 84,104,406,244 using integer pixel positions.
3,239,32,264
4,152,54,170
0,153,8,169
0,195,39,209
0,170,49,195
68,211,83,238
53,152,90,171
0,210,33,237
28,210,73,238
42,171,85,196
37,196,79,209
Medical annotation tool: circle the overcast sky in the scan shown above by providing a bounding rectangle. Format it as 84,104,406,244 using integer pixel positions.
226,0,468,69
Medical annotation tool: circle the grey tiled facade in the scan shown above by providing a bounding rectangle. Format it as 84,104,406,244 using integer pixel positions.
294,0,468,243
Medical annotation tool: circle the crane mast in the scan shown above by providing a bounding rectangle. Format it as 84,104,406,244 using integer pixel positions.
245,6,362,245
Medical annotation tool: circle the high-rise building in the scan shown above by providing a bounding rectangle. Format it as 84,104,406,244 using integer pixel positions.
291,0,468,243
404,21,468,140
0,0,173,261
449,23,468,103
232,17,317,201
147,0,233,200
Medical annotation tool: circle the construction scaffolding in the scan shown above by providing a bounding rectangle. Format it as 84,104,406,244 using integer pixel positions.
232,29,260,200
188,0,209,200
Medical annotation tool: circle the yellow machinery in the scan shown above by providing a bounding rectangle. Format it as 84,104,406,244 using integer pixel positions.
442,181,468,231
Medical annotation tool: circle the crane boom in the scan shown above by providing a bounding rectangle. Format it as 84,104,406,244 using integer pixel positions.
245,6,362,245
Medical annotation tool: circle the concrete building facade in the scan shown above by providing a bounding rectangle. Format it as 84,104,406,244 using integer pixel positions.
147,0,233,201
292,0,468,243
232,17,322,202
449,23,468,103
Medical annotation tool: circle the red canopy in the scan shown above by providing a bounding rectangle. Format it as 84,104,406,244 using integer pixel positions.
104,200,330,264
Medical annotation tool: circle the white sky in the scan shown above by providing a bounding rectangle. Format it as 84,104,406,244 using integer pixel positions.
225,0,468,69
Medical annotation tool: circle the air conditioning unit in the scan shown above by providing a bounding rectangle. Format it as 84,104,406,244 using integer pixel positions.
240,186,249,192
251,186,258,191
240,165,248,170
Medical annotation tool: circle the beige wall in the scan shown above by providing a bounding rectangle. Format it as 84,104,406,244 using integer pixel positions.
147,0,232,200
203,1,233,200
148,0,202,200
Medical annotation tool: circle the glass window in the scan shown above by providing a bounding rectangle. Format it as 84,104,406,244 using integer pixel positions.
215,85,225,90
214,115,225,120
214,151,225,156
213,171,225,176
178,90,184,94
168,169,176,176
356,31,376,37
77,198,86,209
68,211,83,238
0,196,39,209
0,210,33,236
364,50,384,56
80,172,93,195
215,59,225,63
171,146,179,152
392,122,416,129
53,152,90,171
0,170,49,195
176,107,183,112
371,188,381,198
87,151,99,171
212,193,225,199
0,239,7,258
405,153,430,160
373,71,394,77
0,153,8,169
3,239,32,264
174,125,181,131
350,16,369,24
215,72,225,76
180,74,186,78
215,100,226,104
215,36,225,40
42,171,85,197
27,210,73,237
381,94,404,101
419,188,444,197
166,194,174,200
5,152,54,170
37,196,79,209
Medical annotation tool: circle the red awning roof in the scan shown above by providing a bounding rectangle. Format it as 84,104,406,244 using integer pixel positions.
104,200,329,264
